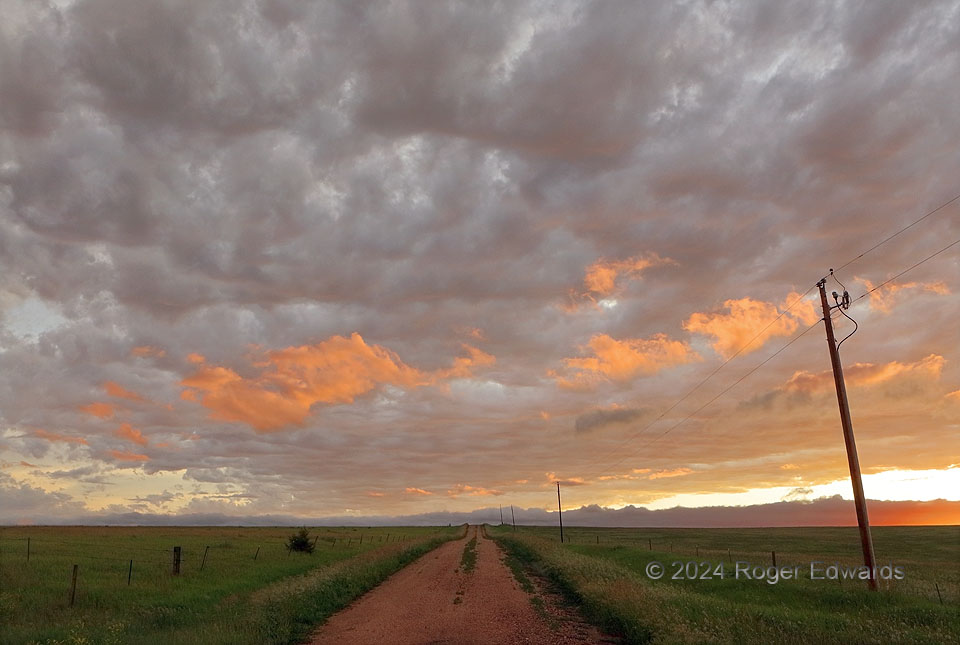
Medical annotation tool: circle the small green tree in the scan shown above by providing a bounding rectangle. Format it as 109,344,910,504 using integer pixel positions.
286,526,314,554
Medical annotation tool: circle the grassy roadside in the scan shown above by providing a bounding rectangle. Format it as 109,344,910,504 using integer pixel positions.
459,534,478,573
0,526,463,644
225,527,466,644
488,527,959,645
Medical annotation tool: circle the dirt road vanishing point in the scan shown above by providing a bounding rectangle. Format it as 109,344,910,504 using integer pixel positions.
309,526,614,645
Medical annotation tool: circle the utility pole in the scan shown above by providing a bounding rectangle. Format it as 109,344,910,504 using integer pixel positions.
556,482,564,543
511,505,516,531
499,504,503,525
817,277,878,590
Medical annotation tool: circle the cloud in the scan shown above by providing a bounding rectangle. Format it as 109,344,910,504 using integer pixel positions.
404,487,433,496
103,381,145,401
79,402,115,419
546,472,589,487
115,423,148,446
446,483,505,497
581,253,674,298
555,333,697,389
0,0,958,523
131,345,166,358
782,487,813,501
180,333,493,431
683,293,819,359
33,429,88,445
783,354,944,394
855,278,950,313
574,406,648,433
108,450,149,462
648,467,693,480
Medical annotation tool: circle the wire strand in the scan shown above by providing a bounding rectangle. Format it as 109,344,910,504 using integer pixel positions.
851,238,960,304
832,192,960,274
586,320,821,480
562,284,820,479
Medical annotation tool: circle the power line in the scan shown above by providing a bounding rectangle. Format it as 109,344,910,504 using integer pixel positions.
832,191,960,274
585,320,820,481
850,237,960,305
582,235,957,481
566,283,819,476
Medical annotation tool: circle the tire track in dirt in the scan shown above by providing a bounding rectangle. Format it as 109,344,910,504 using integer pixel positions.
308,525,609,645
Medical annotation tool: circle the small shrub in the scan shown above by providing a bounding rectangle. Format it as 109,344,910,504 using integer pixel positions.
286,527,315,554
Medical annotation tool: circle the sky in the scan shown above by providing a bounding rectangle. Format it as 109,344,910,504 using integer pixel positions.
1,0,959,526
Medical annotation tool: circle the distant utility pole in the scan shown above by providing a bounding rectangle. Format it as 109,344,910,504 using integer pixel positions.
817,276,878,591
556,482,564,543
511,505,516,531
499,504,503,525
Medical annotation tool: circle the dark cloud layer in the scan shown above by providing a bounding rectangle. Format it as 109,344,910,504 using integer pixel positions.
1,0,959,522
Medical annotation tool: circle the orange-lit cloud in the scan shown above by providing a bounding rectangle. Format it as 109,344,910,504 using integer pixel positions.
856,278,949,313
33,429,88,445
554,333,697,389
436,344,496,379
783,354,944,394
582,254,674,297
131,345,166,358
446,483,505,497
115,423,148,446
180,334,494,431
648,467,693,480
79,402,114,419
103,381,145,402
366,491,386,497
108,449,149,462
683,292,818,358
546,472,589,486
947,390,960,401
405,487,433,496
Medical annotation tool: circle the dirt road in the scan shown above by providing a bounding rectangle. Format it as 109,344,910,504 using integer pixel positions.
309,526,610,645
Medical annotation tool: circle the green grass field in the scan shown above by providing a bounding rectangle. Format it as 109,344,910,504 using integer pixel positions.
489,525,959,644
0,525,461,645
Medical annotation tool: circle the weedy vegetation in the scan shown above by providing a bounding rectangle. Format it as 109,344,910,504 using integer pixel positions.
0,525,462,644
459,534,478,573
489,525,959,645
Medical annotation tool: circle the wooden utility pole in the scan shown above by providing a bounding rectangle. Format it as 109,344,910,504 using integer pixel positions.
556,482,564,543
511,505,516,531
499,505,503,525
817,278,878,590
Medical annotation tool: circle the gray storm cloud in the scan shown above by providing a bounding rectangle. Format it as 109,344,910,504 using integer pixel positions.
0,0,958,521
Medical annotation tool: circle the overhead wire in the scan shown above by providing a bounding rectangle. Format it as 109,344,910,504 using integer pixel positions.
831,191,960,274
576,213,959,483
564,283,820,478
582,319,821,481
849,237,960,306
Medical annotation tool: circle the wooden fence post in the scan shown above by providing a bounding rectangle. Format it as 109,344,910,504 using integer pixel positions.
172,546,181,575
771,551,777,567
127,559,133,585
27,537,31,561
69,564,79,606
648,539,652,551
254,546,260,560
200,546,209,571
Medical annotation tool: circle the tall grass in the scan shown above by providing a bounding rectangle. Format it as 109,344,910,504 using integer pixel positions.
0,525,461,644
490,526,959,644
